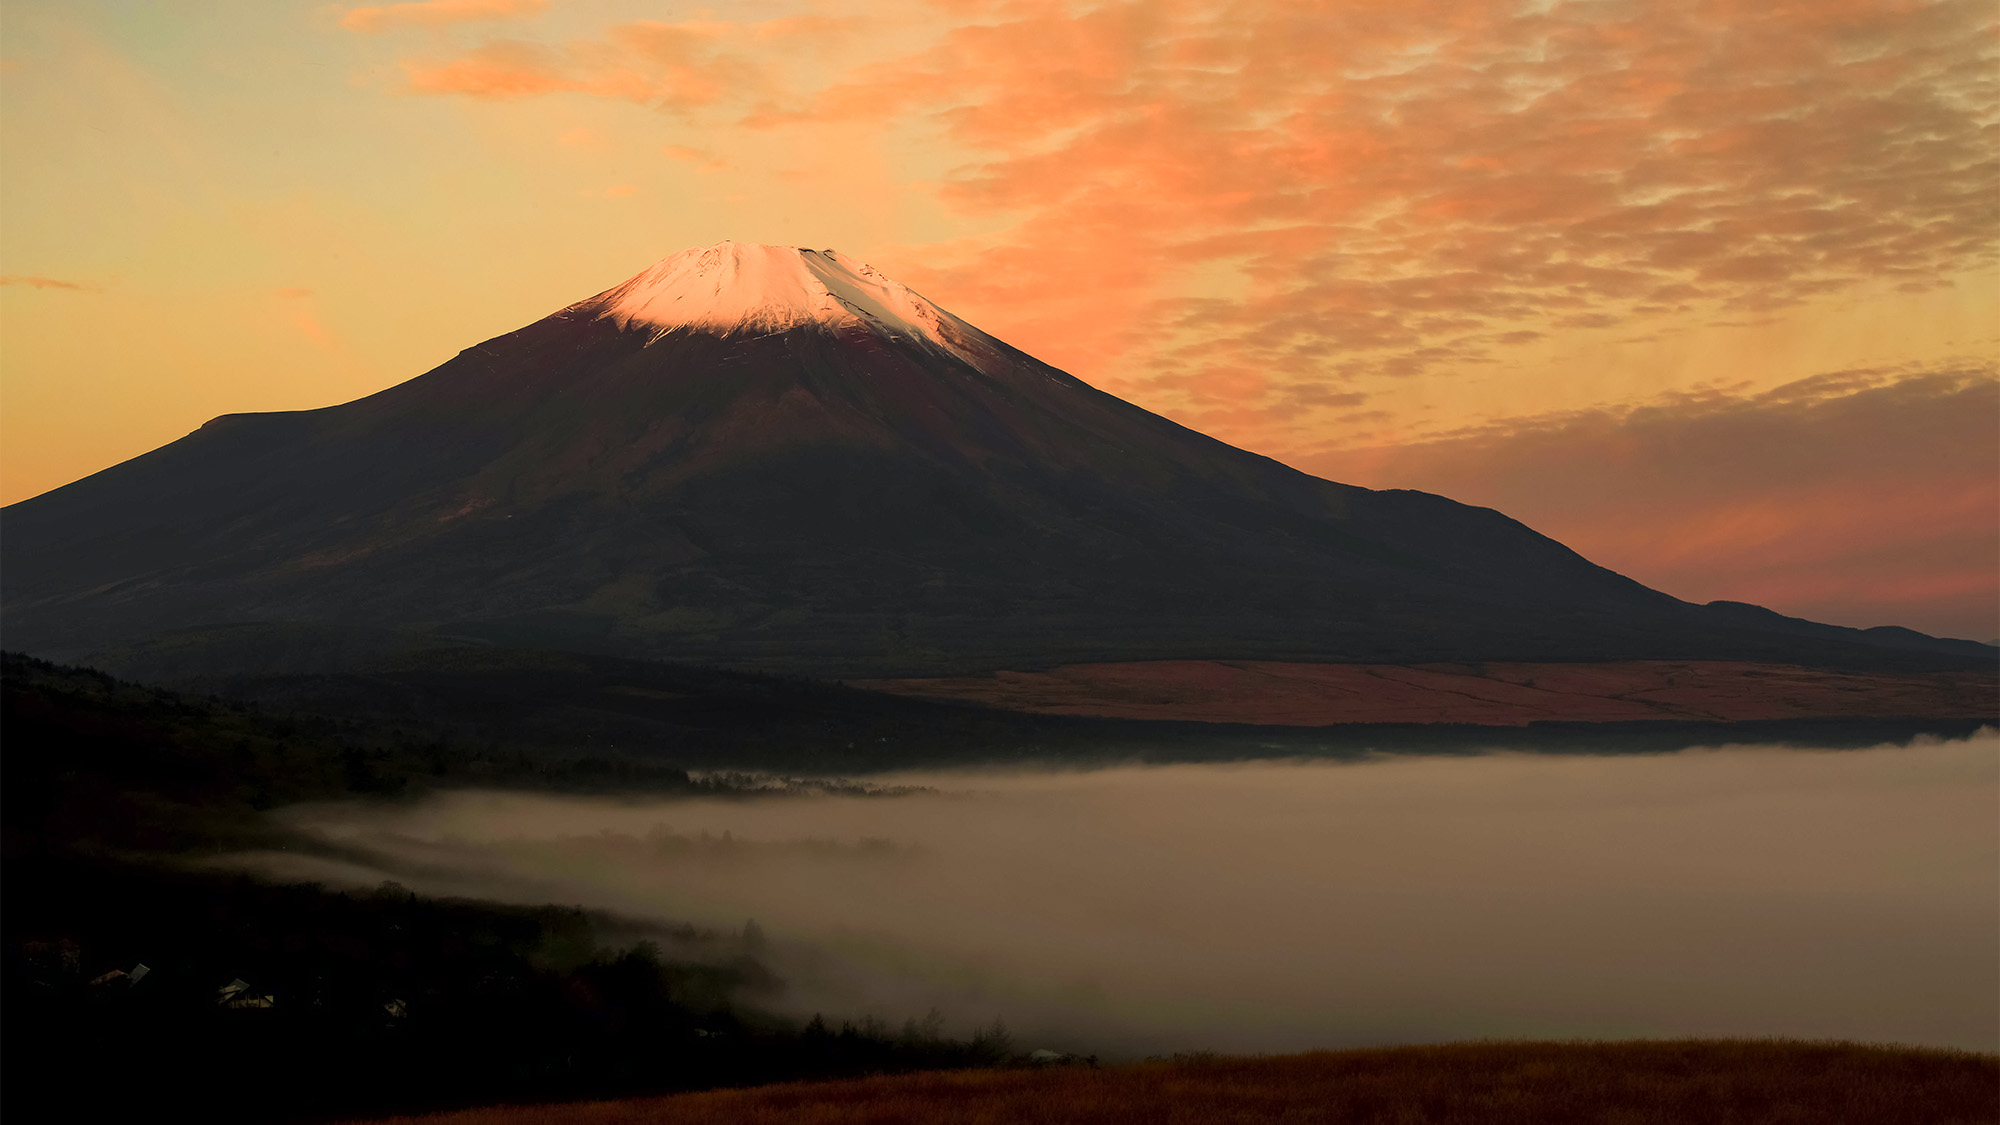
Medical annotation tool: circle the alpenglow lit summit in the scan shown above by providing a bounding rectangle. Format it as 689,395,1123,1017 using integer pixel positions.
2,240,1983,678
584,242,990,367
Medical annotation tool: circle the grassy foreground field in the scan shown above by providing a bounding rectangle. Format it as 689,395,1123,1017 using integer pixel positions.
357,1040,1998,1125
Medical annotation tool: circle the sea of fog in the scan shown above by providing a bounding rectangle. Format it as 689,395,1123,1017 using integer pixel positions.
227,732,2000,1056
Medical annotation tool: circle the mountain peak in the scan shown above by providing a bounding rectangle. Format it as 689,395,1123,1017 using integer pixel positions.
583,241,975,359
8,238,1984,679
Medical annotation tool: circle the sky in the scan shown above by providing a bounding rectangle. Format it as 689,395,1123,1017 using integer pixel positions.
235,735,2000,1053
1,0,1995,639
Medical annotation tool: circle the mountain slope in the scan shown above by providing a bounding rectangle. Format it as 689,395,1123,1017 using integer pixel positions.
2,242,1984,676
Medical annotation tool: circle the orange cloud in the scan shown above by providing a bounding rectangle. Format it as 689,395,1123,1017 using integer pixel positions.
397,17,853,109
340,0,547,34
1,275,99,291
370,1,1996,396
1303,365,2000,640
273,289,337,350
403,41,591,99
721,0,1996,428
661,144,731,173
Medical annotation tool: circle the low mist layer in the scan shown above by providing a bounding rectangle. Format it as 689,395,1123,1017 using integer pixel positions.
235,735,2000,1055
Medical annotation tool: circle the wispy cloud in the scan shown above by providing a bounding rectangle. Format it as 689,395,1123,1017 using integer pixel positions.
397,18,853,109
826,0,2000,389
1306,364,2000,638
662,144,731,173
387,0,1999,408
339,0,548,34
1,275,100,292
271,286,337,350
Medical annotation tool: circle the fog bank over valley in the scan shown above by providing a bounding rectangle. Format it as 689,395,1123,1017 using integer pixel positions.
232,734,1999,1056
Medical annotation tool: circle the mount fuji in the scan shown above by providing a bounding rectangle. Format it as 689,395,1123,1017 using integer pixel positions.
1,242,1983,677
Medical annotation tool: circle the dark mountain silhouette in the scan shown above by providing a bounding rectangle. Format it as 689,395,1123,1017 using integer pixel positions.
1,242,1986,676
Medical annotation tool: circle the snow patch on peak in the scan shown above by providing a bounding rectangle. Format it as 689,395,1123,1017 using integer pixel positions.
588,241,987,364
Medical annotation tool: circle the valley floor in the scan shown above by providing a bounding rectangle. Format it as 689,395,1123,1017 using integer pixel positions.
353,1040,1997,1125
855,659,1999,726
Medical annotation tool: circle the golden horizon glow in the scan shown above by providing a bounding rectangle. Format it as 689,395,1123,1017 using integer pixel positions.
2,0,1994,637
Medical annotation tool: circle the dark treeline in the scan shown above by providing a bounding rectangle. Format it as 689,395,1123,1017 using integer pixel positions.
1,652,1018,1122
0,651,922,862
8,858,1017,1123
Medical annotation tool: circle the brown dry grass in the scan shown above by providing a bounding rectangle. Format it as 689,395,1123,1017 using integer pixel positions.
853,660,2000,726
352,1039,1999,1125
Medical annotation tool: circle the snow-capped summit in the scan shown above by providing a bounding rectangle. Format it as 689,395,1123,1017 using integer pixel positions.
585,241,984,364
